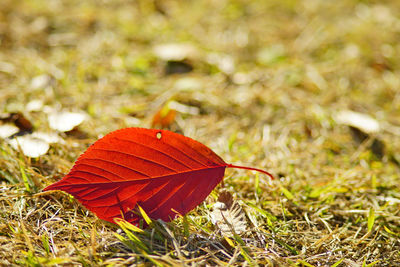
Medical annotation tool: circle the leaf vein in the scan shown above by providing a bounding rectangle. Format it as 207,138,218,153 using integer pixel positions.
77,157,151,178
113,136,193,169
116,134,208,167
91,147,180,173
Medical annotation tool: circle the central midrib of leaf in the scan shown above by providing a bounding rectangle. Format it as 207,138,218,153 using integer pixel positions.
59,164,228,188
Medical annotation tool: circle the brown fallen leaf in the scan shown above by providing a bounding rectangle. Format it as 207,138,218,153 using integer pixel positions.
151,100,200,128
0,112,33,133
211,191,248,235
152,105,177,128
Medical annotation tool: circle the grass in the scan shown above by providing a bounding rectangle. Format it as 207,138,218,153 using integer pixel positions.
1,0,400,265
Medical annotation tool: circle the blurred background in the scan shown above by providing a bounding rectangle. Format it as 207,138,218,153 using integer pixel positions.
1,0,400,171
1,0,400,265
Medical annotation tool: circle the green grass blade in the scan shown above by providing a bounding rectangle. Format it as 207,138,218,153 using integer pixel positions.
367,208,375,232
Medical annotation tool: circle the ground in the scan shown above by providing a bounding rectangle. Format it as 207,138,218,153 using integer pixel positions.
1,0,400,266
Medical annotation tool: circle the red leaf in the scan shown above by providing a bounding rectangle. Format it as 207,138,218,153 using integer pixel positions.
43,128,273,225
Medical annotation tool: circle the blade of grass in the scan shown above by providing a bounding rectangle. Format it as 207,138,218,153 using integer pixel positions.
138,205,152,225
366,260,380,267
42,234,50,256
296,259,315,267
114,218,145,234
19,162,31,193
367,208,375,232
331,258,344,267
273,236,299,255
115,221,149,252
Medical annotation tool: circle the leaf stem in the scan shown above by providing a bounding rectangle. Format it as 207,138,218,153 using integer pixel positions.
227,164,274,180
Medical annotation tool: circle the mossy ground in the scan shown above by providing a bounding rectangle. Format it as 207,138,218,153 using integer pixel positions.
1,0,400,266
